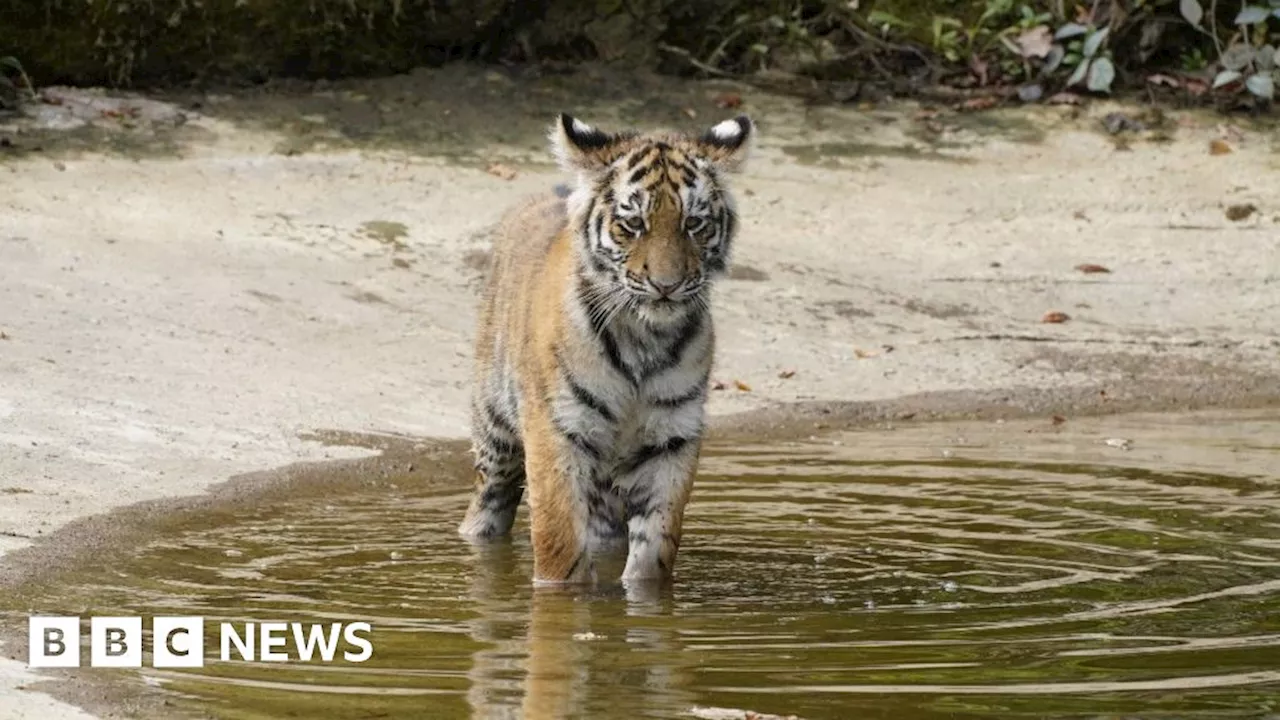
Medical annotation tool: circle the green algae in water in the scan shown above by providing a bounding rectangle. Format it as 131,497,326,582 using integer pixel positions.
5,412,1280,719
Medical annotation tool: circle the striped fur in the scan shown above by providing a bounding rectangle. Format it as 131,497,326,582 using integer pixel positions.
459,113,754,585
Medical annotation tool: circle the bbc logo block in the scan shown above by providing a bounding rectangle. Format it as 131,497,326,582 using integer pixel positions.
28,616,372,668
28,617,80,668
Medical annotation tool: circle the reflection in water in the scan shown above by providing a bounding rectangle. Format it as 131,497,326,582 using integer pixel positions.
465,543,692,720
4,410,1279,719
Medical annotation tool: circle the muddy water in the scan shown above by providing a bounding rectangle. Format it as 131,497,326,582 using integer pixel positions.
5,411,1280,720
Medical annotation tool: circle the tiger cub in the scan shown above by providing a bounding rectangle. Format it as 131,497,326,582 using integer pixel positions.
459,113,753,584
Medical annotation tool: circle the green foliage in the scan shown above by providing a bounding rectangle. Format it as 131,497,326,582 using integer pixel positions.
1180,0,1280,100
0,0,1278,109
0,0,511,86
0,55,35,110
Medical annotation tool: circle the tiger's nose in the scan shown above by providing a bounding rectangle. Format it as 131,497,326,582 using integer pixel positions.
648,276,682,297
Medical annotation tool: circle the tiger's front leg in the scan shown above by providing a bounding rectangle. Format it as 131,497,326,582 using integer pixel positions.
617,418,704,582
522,401,622,585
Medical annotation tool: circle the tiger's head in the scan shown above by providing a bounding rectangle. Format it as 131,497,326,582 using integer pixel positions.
550,113,753,326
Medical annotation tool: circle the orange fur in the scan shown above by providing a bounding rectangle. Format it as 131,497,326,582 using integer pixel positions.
461,113,753,584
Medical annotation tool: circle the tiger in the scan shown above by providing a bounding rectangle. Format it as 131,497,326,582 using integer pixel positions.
457,112,754,585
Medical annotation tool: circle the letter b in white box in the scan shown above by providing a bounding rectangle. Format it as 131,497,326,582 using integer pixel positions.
91,617,142,668
153,617,205,668
28,616,80,668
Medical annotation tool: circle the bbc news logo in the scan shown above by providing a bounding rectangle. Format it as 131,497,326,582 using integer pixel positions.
29,616,373,668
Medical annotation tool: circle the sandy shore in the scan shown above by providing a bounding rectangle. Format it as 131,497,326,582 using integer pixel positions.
1,65,1278,718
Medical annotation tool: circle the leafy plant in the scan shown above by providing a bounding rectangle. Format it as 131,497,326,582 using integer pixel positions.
0,55,35,110
1049,23,1116,92
1180,0,1280,100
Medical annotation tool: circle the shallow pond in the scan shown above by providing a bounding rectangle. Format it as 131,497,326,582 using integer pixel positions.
6,410,1280,719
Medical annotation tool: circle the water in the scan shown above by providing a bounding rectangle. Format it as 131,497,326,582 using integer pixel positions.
6,411,1280,719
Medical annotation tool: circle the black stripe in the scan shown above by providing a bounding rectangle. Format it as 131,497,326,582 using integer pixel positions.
625,489,653,519
628,166,649,184
619,435,691,477
562,368,616,423
565,549,586,579
642,311,703,379
483,434,520,457
626,149,652,170
554,418,602,461
651,383,705,408
485,402,518,437
577,280,638,386
588,254,611,275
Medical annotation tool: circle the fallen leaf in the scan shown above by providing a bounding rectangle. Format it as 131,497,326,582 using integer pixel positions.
777,369,796,379
0,331,8,340
733,379,752,392
1015,25,1054,59
1051,415,1066,425
1183,78,1209,96
485,163,518,180
1075,263,1111,274
711,380,726,391
1216,123,1245,143
714,92,743,109
1146,73,1181,88
1209,139,1232,155
1045,91,1084,105
682,107,698,119
1225,203,1257,222
1073,209,1089,221
913,108,942,121
854,348,879,359
969,56,990,86
1041,311,1070,324
957,96,998,112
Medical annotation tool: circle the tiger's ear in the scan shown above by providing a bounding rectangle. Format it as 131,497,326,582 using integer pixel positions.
549,114,631,174
695,115,754,172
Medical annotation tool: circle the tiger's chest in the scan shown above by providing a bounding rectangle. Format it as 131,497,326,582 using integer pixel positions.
564,310,713,469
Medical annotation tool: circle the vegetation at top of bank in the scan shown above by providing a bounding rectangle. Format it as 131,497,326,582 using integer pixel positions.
0,55,36,110
2,0,1279,110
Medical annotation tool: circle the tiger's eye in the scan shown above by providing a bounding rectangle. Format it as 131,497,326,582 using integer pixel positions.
620,216,646,235
683,216,708,234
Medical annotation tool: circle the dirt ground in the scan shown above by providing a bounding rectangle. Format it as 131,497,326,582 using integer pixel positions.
1,64,1278,718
